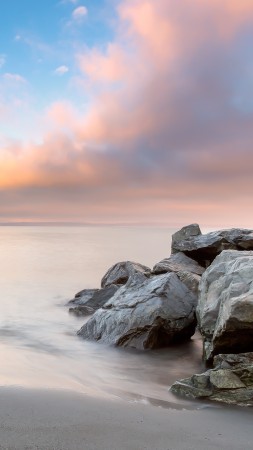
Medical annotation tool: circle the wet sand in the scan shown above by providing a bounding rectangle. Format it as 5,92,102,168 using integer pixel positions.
0,387,252,450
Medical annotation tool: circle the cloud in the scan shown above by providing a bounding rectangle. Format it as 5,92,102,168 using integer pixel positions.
1,0,253,226
72,6,87,21
3,73,26,83
54,65,69,76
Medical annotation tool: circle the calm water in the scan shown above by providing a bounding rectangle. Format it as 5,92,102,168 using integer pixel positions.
0,226,206,407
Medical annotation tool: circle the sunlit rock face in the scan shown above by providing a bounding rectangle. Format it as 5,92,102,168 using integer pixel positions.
78,272,197,350
197,250,253,362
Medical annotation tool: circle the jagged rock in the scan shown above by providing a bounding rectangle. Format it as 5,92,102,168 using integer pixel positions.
152,253,204,294
170,352,253,406
78,272,197,350
172,224,202,249
69,285,119,316
101,261,151,288
197,250,253,361
171,225,253,266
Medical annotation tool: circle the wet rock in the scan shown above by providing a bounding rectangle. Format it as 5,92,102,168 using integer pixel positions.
69,285,119,316
170,352,253,406
171,225,253,267
101,261,151,288
78,272,197,350
197,250,253,361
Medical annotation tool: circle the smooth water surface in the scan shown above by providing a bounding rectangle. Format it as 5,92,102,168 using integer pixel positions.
0,226,205,406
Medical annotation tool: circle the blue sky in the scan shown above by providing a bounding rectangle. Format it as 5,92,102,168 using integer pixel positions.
0,0,115,117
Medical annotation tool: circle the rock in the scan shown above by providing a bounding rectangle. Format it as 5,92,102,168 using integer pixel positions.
171,226,253,267
152,253,204,294
170,352,253,406
70,289,99,305
78,272,197,350
69,305,95,316
172,224,202,249
152,252,204,275
176,271,201,295
101,261,151,288
209,369,245,389
197,250,253,361
69,285,119,316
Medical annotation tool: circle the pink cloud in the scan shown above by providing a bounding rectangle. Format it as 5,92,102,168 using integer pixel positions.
1,0,253,226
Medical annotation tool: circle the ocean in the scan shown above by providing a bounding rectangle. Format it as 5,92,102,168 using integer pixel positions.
0,225,205,407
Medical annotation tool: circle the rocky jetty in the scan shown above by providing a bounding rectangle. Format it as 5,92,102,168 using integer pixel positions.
69,223,253,406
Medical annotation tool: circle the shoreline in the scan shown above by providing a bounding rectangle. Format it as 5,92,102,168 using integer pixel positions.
0,386,252,450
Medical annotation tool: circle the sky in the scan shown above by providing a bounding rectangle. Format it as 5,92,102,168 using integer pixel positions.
1,0,253,227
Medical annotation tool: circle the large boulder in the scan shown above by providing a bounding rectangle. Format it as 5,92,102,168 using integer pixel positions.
152,253,204,294
69,285,119,316
170,352,253,406
197,250,253,362
101,261,151,288
77,272,197,350
171,225,253,267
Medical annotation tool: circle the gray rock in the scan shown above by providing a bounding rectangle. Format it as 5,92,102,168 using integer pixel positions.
152,253,204,295
101,261,151,288
69,285,119,316
176,271,201,295
69,305,95,316
152,252,204,275
209,369,245,389
170,352,253,406
197,250,253,361
171,226,253,266
78,272,197,350
172,224,202,249
70,289,99,305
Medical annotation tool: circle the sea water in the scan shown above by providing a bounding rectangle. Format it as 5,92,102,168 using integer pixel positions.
0,225,206,407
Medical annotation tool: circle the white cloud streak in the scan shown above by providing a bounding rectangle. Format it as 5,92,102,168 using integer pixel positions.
54,65,69,76
72,6,88,21
3,73,26,83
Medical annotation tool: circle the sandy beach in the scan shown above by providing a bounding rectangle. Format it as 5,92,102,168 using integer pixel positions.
0,387,251,450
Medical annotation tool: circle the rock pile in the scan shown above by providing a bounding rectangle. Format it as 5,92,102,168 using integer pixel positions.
68,223,253,405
